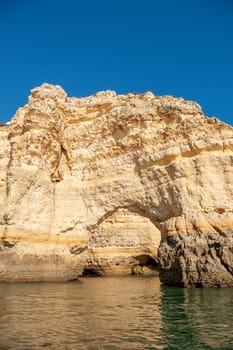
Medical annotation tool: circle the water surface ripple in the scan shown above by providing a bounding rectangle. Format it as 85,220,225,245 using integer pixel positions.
0,277,232,349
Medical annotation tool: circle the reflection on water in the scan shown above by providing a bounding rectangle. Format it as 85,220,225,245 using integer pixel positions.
0,277,232,349
161,286,233,349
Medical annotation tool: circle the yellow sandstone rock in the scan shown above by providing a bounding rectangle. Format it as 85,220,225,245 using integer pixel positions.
0,83,232,286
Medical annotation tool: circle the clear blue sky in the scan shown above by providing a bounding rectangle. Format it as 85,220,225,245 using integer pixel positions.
0,0,233,125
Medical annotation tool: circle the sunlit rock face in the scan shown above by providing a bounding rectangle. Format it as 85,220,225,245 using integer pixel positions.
0,83,232,286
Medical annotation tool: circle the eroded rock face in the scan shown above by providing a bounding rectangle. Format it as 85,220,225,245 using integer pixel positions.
0,83,232,286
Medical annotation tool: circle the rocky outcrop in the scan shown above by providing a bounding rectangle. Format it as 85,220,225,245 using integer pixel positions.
0,83,232,286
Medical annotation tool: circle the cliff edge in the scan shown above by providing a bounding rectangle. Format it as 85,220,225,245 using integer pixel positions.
0,84,232,286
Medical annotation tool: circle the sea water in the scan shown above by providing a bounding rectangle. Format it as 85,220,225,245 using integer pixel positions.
0,277,232,349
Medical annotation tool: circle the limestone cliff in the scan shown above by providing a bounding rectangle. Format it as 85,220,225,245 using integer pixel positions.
0,83,232,286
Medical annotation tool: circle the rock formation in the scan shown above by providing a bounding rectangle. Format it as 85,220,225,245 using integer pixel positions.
0,83,232,286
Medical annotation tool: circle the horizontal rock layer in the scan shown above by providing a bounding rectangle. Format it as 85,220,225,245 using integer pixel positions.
0,83,232,286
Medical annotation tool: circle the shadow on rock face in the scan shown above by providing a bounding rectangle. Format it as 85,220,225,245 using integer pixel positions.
131,254,159,275
81,267,103,277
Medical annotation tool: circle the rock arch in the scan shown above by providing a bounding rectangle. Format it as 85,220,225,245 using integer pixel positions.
82,207,162,276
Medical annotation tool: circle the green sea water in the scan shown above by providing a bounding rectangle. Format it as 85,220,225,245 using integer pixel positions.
0,277,232,349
